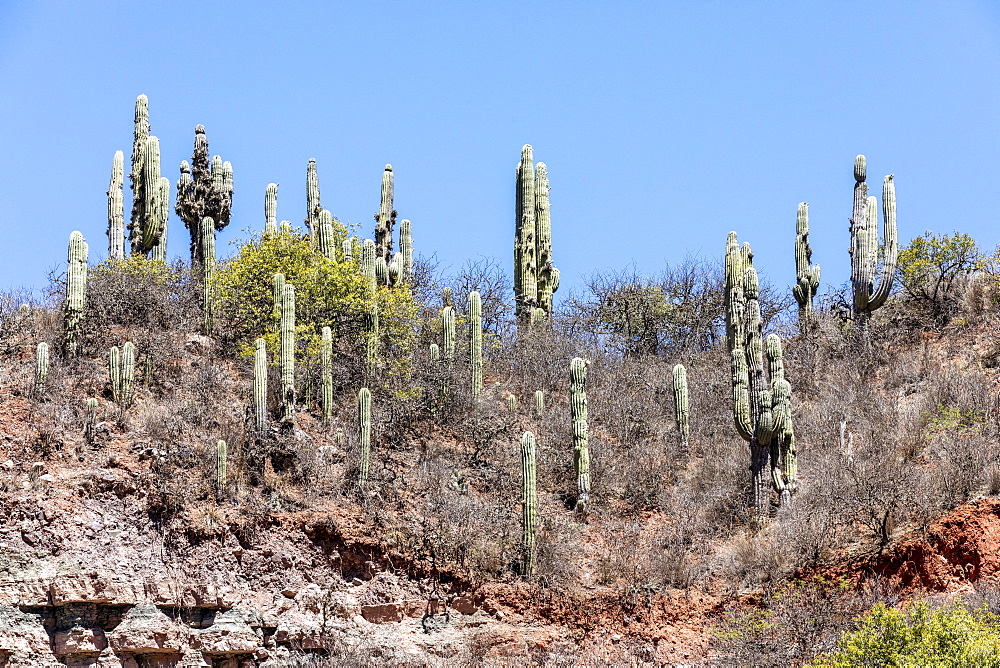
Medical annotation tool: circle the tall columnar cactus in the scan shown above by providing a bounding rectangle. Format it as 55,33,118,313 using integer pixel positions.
265,183,278,235
672,364,689,449
365,302,379,379
174,125,233,267
374,165,396,268
321,326,333,425
64,231,88,358
317,209,336,259
399,219,413,283
306,159,321,244
130,95,150,213
280,283,296,423
793,203,820,328
468,291,483,403
150,176,169,262
726,232,797,521
514,145,559,327
107,150,126,260
272,273,285,332
34,343,49,394
129,133,168,256
201,216,216,333
374,256,388,287
766,334,797,505
216,440,227,495
441,306,456,361
342,239,354,263
84,398,98,445
361,239,377,293
520,431,538,577
253,338,267,434
849,155,898,325
570,357,590,512
109,341,136,408
534,390,544,416
358,387,371,489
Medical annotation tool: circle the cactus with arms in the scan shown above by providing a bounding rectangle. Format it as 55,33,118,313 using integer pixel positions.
849,155,898,326
520,431,538,577
128,95,167,256
570,357,590,512
672,364,689,448
515,145,559,327
358,387,371,489
468,291,483,403
280,283,296,423
793,203,820,328
64,231,88,358
174,125,233,267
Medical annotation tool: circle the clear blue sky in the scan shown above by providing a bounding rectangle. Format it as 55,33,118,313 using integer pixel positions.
2,2,998,302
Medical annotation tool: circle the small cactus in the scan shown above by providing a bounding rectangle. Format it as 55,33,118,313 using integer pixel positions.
441,307,456,361
107,150,125,260
64,231,88,358
34,343,49,395
672,364,689,448
265,183,278,234
253,338,267,434
317,210,336,259
280,283,296,423
570,357,590,512
429,343,440,362
84,397,98,445
506,393,519,412
520,431,537,577
109,341,136,408
321,326,333,425
468,291,483,403
358,387,371,489
216,439,227,495
534,390,544,416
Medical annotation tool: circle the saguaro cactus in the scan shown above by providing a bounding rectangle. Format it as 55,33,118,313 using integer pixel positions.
253,338,267,434
399,219,413,283
361,240,377,293
793,203,820,328
515,145,559,327
468,292,483,403
358,387,371,489
317,210,336,259
534,390,544,416
672,364,689,448
84,398,98,445
535,162,558,315
216,440,227,495
265,183,278,234
520,431,538,577
130,134,168,256
849,155,898,325
34,343,49,395
570,357,590,512
321,326,333,425
174,125,233,267
280,283,296,423
109,341,136,408
107,151,125,260
766,334,797,505
306,159,321,244
272,273,285,332
64,231,88,358
365,302,379,379
201,216,216,333
374,165,396,267
441,306,456,361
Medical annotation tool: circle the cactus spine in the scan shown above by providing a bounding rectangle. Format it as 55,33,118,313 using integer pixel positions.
64,231,88,358
201,217,216,333
306,159,321,244
358,387,371,489
441,306,456,361
253,338,267,434
174,125,233,267
534,390,544,416
399,219,413,283
109,341,136,408
216,440,227,495
468,291,483,403
374,165,396,270
317,209,336,259
793,203,820,328
321,326,333,425
570,357,590,512
107,151,125,260
849,155,898,325
265,183,278,234
280,283,296,423
34,343,49,395
672,364,689,448
515,146,559,327
520,431,538,577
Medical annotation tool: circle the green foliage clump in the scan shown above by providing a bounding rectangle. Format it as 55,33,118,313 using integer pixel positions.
897,231,997,320
811,599,1000,667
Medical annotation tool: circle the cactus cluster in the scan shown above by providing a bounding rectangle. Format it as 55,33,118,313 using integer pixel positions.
514,145,560,327
109,341,136,408
175,124,233,267
672,364,689,448
793,203,820,327
570,357,590,512
64,231,88,358
128,95,169,258
520,431,537,576
850,155,898,325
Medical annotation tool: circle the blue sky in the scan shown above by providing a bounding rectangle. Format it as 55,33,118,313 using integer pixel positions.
1,2,998,304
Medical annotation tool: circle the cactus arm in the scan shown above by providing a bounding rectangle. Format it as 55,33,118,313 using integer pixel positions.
361,240,377,293
399,219,413,283
793,203,819,324
514,145,538,325
867,175,898,310
306,159,321,244
317,209,335,259
374,165,396,268
441,306,456,361
535,162,555,315
107,151,126,260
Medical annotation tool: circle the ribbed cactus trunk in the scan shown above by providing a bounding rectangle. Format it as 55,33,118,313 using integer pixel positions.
321,326,333,425
375,165,396,272
849,155,898,328
534,390,544,416
515,145,538,327
280,284,296,424
365,302,379,379
84,398,98,445
399,219,413,283
441,307,456,361
317,210,336,259
150,177,169,262
265,183,278,234
34,343,49,396
107,151,125,260
306,159,321,245
361,240,377,293
109,341,136,408
201,217,216,333
342,239,354,263
672,364,689,449
570,357,590,512
793,203,820,329
358,387,371,489
468,292,483,404
174,125,233,267
253,338,267,435
271,273,285,333
216,440,227,497
535,162,557,315
64,231,88,358
520,431,537,577
130,133,168,256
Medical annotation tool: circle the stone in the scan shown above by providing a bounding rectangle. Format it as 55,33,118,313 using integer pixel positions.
54,626,108,656
108,604,183,654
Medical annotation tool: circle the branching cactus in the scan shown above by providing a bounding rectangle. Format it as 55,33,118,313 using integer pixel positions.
130,134,168,256
306,159,321,244
109,341,136,408
850,155,898,325
793,203,820,328
107,151,126,260
272,273,285,332
321,326,333,425
441,306,456,361
672,364,689,449
399,219,413,283
84,398,98,445
175,125,233,267
468,291,483,403
361,240,377,293
570,357,590,512
374,165,396,269
34,343,49,396
216,440,227,496
534,390,544,416
265,183,278,234
515,145,559,328
253,338,267,434
317,209,336,259
201,216,216,333
64,231,88,358
520,431,537,577
280,283,296,423
358,387,371,489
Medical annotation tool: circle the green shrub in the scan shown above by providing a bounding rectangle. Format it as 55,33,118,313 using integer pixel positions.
896,231,997,321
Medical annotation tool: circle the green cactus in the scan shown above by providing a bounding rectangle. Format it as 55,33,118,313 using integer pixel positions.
342,238,354,263
515,145,559,327
374,165,396,271
216,439,227,495
534,390,544,416
109,341,136,408
317,209,336,259
850,155,898,325
375,256,388,287
520,430,537,577
387,254,400,285
672,364,689,448
530,308,546,328
34,343,49,395
793,203,820,328
253,337,267,434
107,150,125,260
201,216,216,333
321,326,333,425
358,387,371,489
306,159,321,245
535,162,557,315
361,239,377,293
726,232,797,521
429,343,440,362
265,183,278,235
129,133,168,256
174,125,233,267
84,398,98,445
441,306,456,361
64,231,88,358
272,273,285,332
150,176,169,262
399,219,413,283
280,283,296,423
468,291,483,403
570,357,590,512
506,393,519,412
365,301,379,379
